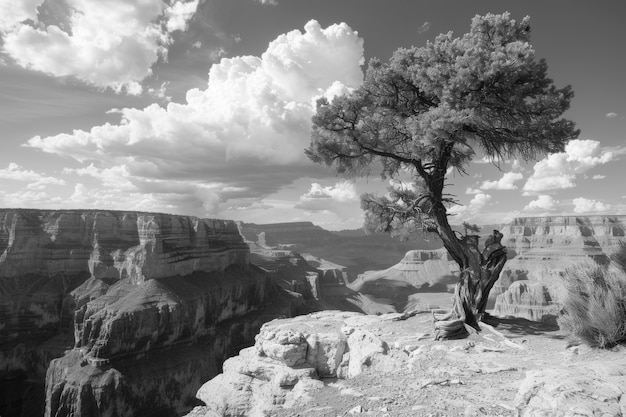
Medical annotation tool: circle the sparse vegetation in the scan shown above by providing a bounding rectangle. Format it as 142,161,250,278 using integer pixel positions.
558,243,626,348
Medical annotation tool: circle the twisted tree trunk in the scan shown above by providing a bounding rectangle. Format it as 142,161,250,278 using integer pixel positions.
433,230,508,340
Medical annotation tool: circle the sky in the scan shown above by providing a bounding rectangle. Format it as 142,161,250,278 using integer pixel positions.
0,0,625,230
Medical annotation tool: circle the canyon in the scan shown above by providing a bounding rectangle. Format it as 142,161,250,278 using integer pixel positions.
2,212,626,416
0,209,305,417
492,215,626,321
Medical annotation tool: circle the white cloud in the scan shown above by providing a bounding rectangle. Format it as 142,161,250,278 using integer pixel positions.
572,197,611,214
523,139,614,193
165,0,199,32
592,174,606,180
295,181,357,212
606,112,618,119
448,193,492,221
0,189,63,207
470,193,492,209
0,0,43,31
256,0,278,5
26,20,364,216
465,187,482,195
480,171,524,190
1,0,199,94
0,163,65,189
524,195,558,211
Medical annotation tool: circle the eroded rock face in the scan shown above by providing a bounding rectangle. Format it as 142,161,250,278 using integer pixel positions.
188,311,407,417
348,250,459,313
493,216,626,321
492,280,560,322
0,209,300,417
0,209,248,343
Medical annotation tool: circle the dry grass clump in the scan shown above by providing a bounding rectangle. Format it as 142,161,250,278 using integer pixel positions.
558,243,626,348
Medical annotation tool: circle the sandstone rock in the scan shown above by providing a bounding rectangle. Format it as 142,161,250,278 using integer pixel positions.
515,358,626,416
190,311,407,416
256,329,308,367
492,280,560,321
347,329,388,378
350,249,459,292
492,215,626,321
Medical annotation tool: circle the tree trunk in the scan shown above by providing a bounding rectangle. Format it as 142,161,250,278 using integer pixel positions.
433,231,508,340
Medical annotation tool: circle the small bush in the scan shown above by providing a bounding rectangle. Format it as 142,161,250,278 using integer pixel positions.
558,244,626,348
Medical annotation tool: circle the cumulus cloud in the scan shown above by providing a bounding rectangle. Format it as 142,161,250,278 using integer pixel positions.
606,112,618,119
523,139,614,193
465,187,482,195
1,0,199,94
256,0,278,5
448,193,492,221
524,195,558,211
572,197,611,214
165,0,199,32
26,20,364,216
0,190,63,207
480,171,524,190
592,174,606,180
295,181,357,212
0,0,43,31
0,163,65,189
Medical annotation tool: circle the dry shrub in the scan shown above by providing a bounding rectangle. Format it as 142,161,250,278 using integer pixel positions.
558,243,626,348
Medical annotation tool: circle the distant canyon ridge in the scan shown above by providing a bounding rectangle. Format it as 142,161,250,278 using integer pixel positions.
0,209,624,416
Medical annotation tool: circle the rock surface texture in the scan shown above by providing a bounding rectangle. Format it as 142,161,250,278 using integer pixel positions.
493,216,626,321
186,310,626,417
0,209,302,417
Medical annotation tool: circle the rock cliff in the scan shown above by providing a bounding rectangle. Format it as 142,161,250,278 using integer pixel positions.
348,250,459,313
493,215,626,321
0,209,303,417
237,221,435,281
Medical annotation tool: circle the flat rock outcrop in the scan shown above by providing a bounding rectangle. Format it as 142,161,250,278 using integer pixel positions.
186,311,406,417
515,359,626,416
493,215,626,321
186,310,626,417
0,209,302,417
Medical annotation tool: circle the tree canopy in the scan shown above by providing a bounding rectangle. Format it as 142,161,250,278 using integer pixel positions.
307,13,580,335
306,12,579,248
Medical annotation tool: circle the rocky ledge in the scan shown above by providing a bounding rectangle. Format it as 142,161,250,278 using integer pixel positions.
186,310,626,417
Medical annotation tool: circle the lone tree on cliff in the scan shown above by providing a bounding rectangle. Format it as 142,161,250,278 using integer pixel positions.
306,13,579,338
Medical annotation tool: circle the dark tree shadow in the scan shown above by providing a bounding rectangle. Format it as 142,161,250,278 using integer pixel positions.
482,313,565,339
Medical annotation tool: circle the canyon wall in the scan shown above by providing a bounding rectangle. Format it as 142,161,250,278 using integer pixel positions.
493,215,626,320
0,209,302,417
348,249,460,313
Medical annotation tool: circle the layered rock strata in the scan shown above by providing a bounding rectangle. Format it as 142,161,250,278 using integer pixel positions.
348,249,459,313
493,215,626,321
0,209,300,417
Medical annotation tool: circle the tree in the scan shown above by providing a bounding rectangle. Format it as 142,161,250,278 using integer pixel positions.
306,13,579,338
